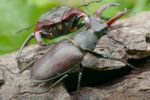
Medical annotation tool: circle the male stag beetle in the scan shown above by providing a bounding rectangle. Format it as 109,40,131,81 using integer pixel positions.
21,3,132,94
16,0,102,59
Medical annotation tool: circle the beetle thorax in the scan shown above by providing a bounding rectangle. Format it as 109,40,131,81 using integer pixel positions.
90,16,108,38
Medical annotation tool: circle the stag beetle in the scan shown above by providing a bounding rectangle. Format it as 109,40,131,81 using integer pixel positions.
20,3,130,95
16,1,103,60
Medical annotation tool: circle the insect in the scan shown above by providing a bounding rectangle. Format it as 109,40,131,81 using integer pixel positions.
20,3,133,95
16,0,102,60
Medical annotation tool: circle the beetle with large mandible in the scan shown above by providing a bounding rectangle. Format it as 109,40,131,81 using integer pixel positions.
20,3,130,94
16,0,104,74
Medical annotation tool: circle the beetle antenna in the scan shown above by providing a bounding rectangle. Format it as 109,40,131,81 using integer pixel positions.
81,0,90,12
77,64,83,99
103,56,137,70
16,33,34,60
16,24,34,34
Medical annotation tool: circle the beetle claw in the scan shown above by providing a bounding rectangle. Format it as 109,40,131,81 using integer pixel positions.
95,3,120,18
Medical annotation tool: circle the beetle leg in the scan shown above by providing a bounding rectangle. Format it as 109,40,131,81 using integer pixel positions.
107,8,128,26
16,33,34,60
95,3,120,19
19,74,68,94
104,56,137,69
34,31,46,46
77,64,83,99
85,50,137,70
18,59,37,74
17,24,34,34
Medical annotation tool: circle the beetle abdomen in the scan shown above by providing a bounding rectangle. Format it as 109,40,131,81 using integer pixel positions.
31,39,84,82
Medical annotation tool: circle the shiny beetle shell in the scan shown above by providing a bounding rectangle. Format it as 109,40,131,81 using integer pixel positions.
31,39,84,82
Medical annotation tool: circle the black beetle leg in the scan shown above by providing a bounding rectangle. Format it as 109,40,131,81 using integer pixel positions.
42,74,68,93
16,33,34,60
86,50,137,70
103,56,137,69
95,3,120,19
77,64,83,99
19,74,68,95
18,59,37,74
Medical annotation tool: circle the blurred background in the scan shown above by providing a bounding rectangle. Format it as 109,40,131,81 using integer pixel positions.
0,0,150,55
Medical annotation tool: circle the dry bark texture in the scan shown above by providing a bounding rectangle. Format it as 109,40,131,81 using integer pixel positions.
0,12,150,100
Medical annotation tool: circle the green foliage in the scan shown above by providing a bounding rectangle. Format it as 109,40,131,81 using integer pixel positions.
0,0,150,54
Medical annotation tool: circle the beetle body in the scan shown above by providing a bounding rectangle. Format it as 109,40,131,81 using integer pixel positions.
14,3,130,95
31,16,108,82
30,3,127,82
31,39,84,82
